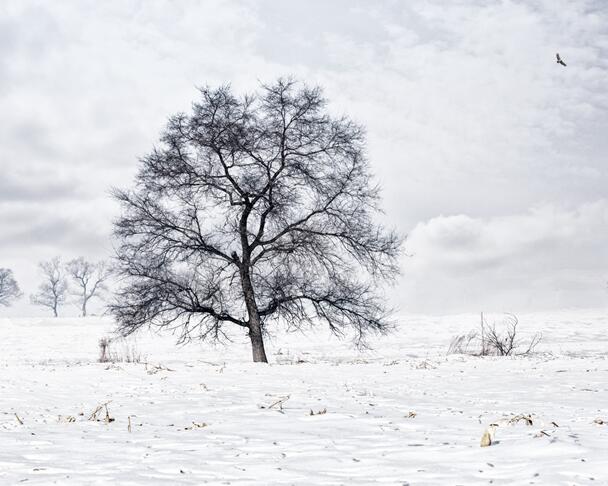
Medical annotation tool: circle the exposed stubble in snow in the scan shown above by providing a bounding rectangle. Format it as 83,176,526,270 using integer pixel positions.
0,310,607,485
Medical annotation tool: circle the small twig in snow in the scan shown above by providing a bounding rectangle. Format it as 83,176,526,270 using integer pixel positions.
261,395,291,411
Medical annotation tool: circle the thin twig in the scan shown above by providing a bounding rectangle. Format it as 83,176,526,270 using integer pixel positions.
266,395,291,410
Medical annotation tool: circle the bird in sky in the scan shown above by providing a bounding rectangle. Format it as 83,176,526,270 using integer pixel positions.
556,53,567,66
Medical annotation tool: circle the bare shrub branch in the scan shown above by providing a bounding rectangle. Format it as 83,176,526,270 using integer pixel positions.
484,314,519,356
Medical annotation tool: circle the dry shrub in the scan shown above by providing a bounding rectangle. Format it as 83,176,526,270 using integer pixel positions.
484,315,542,356
447,331,478,354
98,337,111,362
448,313,541,356
98,336,144,363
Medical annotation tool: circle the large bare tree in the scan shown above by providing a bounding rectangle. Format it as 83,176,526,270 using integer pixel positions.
30,257,68,317
66,257,113,316
112,79,402,362
0,268,21,307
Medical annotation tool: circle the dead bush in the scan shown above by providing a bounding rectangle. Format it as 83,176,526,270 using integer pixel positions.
448,313,541,357
98,336,144,363
98,337,111,363
447,331,478,354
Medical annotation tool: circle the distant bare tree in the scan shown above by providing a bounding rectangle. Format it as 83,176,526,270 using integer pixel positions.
111,78,402,362
0,268,21,307
66,257,112,316
30,257,67,317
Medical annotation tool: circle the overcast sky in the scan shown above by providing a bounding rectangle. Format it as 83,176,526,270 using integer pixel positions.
1,0,607,317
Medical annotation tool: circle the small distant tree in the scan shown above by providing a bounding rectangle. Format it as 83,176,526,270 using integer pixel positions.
111,79,402,362
66,257,112,316
0,268,21,307
30,257,67,317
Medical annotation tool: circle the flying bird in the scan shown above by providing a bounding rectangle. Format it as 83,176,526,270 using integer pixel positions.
556,53,567,66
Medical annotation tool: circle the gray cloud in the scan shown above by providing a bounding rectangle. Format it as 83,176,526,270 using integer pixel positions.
401,200,608,312
0,201,112,252
0,169,81,203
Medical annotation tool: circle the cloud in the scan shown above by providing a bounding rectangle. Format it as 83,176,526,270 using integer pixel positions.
0,200,113,253
401,200,608,312
0,169,82,203
0,1,607,316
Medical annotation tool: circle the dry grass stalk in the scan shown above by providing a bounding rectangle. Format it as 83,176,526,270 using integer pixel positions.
534,430,551,438
103,404,114,424
58,415,76,423
88,401,113,422
309,408,327,416
263,395,291,411
145,363,174,375
88,404,104,421
509,414,533,426
480,424,498,447
184,422,207,430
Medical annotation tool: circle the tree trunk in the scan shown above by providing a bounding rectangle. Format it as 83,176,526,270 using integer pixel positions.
238,257,268,363
237,208,269,363
248,316,268,363
82,288,88,317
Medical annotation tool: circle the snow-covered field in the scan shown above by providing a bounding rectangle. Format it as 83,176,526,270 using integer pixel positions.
1,310,607,485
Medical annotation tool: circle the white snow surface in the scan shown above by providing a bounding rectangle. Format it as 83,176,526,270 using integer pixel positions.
1,310,607,485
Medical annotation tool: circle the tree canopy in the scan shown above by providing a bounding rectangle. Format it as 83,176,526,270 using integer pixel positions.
111,78,402,362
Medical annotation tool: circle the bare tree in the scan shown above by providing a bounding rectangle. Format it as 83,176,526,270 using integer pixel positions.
111,78,402,362
66,257,112,316
30,257,68,317
0,268,21,307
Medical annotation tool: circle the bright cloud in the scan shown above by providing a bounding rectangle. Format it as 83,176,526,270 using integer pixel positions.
401,200,608,312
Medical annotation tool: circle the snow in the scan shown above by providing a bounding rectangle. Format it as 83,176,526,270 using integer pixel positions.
1,310,607,485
